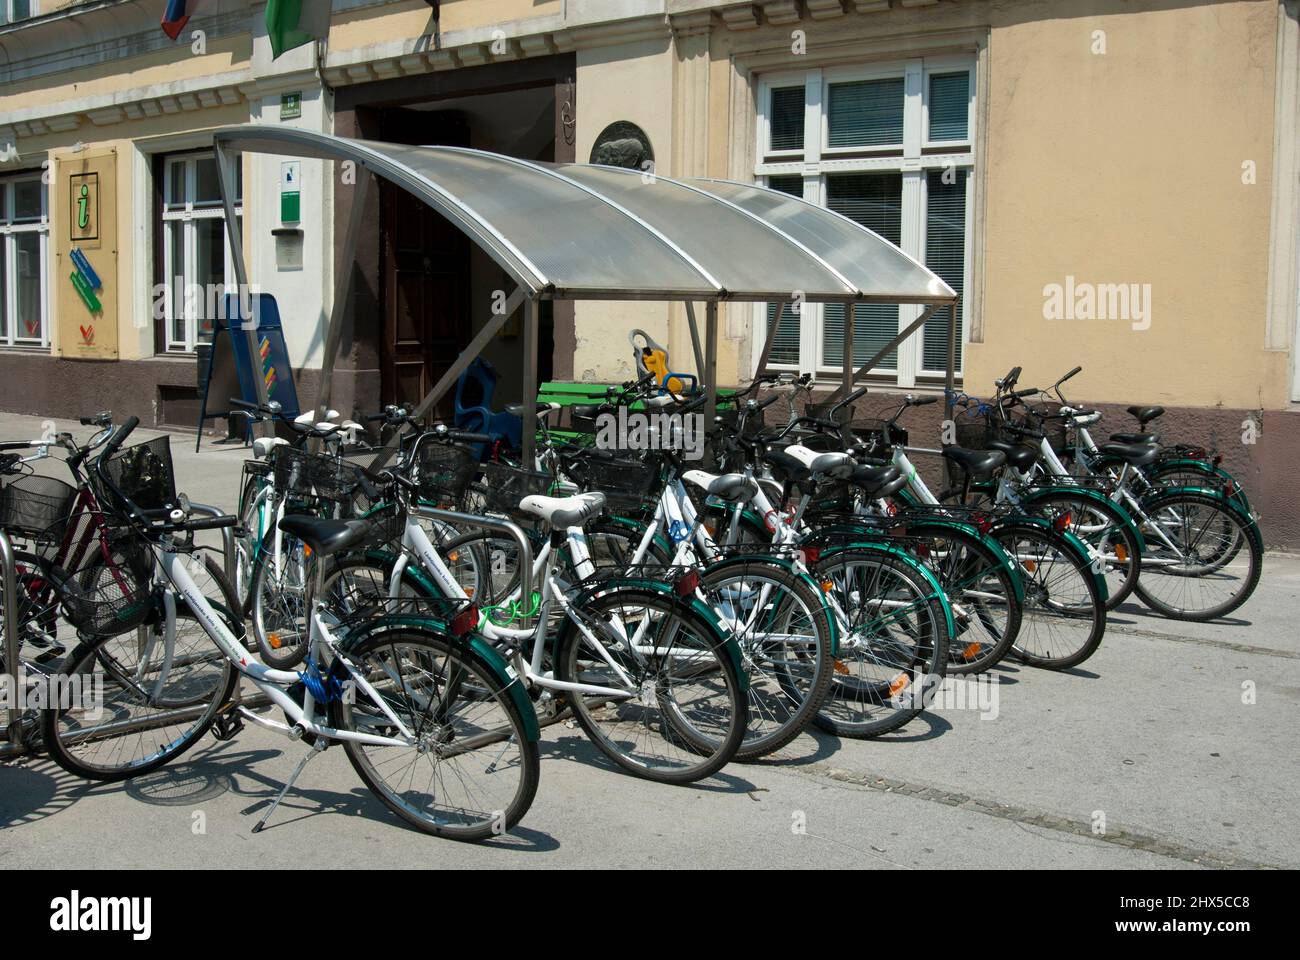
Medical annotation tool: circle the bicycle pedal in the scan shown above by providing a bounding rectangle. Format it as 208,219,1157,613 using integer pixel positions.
211,711,245,742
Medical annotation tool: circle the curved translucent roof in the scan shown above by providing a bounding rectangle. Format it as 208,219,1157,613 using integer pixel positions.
212,126,956,304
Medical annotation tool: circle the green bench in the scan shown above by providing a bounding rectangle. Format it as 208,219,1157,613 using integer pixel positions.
534,381,736,445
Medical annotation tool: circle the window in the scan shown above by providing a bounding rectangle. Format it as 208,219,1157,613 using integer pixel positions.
160,152,242,353
0,1,35,26
755,58,975,385
0,173,49,348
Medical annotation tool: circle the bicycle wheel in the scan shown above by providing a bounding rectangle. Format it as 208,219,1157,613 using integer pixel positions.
0,550,79,672
41,559,240,781
1134,492,1262,621
557,585,747,784
1023,492,1142,610
809,547,950,738
698,557,834,760
990,522,1106,670
909,525,1021,675
248,527,311,669
331,629,540,841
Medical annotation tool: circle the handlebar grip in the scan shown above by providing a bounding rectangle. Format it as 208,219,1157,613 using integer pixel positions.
101,416,139,459
229,398,260,412
911,395,938,407
753,394,781,411
365,412,389,422
445,431,493,444
1012,386,1040,399
1061,366,1082,382
184,515,239,532
1006,366,1022,384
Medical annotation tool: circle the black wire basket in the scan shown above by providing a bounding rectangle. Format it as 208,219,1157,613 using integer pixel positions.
0,474,78,543
569,453,659,513
1022,401,1068,453
415,441,479,506
273,447,360,503
849,419,909,456
59,524,157,637
97,436,177,512
478,462,556,520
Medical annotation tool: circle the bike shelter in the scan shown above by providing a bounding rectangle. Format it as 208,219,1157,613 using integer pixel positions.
1,127,958,754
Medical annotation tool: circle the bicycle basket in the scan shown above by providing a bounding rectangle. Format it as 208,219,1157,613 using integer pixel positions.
0,474,78,543
717,404,767,437
952,409,999,450
60,526,156,637
1024,401,1068,453
273,447,360,503
478,462,556,520
98,436,176,512
416,441,479,506
571,453,660,516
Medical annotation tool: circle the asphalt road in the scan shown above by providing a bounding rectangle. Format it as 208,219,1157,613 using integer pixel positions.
1,415,1295,869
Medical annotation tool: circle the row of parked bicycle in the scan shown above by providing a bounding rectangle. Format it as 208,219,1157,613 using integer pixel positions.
0,365,1261,840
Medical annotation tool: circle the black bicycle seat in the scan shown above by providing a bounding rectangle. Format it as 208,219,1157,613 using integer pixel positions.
941,446,1007,479
1098,442,1159,467
986,439,1039,473
1109,432,1160,445
1126,405,1165,425
279,515,374,558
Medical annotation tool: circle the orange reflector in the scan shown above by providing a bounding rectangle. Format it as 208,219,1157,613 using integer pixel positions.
1052,511,1073,534
464,587,476,598
833,659,850,676
303,545,312,558
268,632,283,650
821,579,834,593
1023,559,1038,573
962,641,982,661
1115,543,1129,563
447,550,460,563
888,673,910,696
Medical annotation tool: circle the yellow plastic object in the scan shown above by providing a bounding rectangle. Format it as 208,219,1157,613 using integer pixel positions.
630,329,687,394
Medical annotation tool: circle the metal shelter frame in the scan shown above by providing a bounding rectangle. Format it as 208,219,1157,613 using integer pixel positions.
209,127,959,467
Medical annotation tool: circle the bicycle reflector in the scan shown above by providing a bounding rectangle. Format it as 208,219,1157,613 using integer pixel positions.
1052,511,1073,533
450,604,480,637
674,569,701,597
1223,479,1238,498
973,513,993,535
800,546,821,565
1213,453,1224,466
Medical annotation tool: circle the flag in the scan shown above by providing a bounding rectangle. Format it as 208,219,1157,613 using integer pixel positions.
266,0,331,60
161,0,194,40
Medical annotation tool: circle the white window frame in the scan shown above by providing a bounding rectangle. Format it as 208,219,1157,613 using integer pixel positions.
754,56,976,387
0,1,37,26
161,152,242,354
0,173,50,350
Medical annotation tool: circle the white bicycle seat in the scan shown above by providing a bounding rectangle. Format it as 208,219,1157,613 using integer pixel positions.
516,492,606,529
682,469,760,503
783,444,856,479
252,436,289,459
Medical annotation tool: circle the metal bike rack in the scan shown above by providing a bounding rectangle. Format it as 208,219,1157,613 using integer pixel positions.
1,528,27,759
409,505,534,613
188,500,239,589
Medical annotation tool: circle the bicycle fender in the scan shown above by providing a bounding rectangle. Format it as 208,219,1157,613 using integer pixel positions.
563,578,748,694
1140,484,1260,532
900,517,1026,605
701,552,840,656
337,615,539,742
1020,484,1146,552
987,515,1110,604
813,539,957,640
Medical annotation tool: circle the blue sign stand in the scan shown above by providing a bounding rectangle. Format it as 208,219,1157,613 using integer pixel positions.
196,293,301,451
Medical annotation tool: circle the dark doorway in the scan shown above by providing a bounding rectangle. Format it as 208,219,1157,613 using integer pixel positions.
377,110,471,413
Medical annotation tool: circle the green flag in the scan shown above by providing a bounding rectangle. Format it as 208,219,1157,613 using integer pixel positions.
266,0,330,60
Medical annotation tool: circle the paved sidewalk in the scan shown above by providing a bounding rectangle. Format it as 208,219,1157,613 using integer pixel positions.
1,413,1295,869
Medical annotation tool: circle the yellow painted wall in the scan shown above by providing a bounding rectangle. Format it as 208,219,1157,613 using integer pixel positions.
971,0,1283,410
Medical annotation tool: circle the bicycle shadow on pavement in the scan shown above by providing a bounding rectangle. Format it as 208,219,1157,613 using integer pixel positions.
539,727,760,795
0,759,87,829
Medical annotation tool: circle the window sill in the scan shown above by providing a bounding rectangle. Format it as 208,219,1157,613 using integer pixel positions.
0,344,51,356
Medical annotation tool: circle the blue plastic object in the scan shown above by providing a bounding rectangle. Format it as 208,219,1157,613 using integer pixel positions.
454,358,522,453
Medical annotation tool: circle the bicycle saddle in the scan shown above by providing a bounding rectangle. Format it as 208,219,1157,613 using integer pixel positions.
1127,405,1165,425
1097,442,1159,467
506,401,560,420
279,515,374,557
681,469,760,503
252,436,290,459
848,462,905,498
1109,432,1160,445
783,444,856,479
570,403,603,420
986,439,1039,473
517,492,606,529
762,449,811,484
941,446,1007,478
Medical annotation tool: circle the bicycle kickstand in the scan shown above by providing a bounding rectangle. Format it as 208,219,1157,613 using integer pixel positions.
252,738,328,834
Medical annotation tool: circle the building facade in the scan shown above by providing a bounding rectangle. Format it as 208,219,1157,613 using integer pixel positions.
2,0,1299,541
